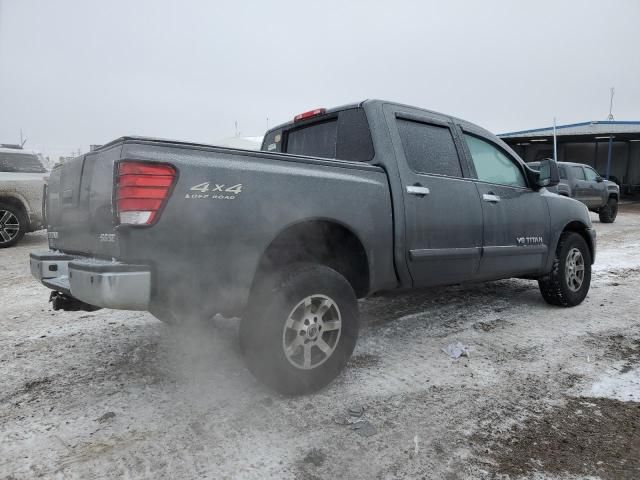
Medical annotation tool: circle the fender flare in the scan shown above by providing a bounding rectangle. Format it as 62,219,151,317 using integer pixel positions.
544,219,595,272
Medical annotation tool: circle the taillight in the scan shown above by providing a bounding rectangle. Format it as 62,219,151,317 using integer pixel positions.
293,108,326,122
116,161,176,225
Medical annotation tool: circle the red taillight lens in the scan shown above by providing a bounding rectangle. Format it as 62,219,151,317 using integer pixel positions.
116,161,176,225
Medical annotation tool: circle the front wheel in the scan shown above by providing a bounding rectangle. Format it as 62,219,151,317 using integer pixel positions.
538,232,591,307
599,197,618,223
240,263,358,395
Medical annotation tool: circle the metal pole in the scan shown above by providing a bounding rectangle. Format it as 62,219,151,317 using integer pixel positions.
624,141,632,194
606,135,613,180
553,117,557,162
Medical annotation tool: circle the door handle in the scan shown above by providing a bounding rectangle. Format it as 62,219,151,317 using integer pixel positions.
482,193,501,203
406,185,430,196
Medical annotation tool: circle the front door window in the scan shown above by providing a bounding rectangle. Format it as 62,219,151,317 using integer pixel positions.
463,134,527,188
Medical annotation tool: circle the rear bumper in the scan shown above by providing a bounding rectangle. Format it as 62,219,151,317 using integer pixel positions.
30,250,151,310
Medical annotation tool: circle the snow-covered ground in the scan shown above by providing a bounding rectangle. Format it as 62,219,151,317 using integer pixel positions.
1,206,639,479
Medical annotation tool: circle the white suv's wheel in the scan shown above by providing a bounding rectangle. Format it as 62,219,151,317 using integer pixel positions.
0,203,27,248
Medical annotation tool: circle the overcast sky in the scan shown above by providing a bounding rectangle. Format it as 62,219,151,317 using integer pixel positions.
1,0,639,158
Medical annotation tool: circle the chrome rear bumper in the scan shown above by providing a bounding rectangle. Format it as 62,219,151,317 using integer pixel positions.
30,250,151,311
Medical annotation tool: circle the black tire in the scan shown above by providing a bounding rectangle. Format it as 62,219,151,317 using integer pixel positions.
598,197,618,223
538,232,591,307
0,202,28,248
240,263,359,395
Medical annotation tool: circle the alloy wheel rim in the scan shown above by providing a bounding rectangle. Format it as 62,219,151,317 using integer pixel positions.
0,210,20,244
565,247,585,292
282,294,342,370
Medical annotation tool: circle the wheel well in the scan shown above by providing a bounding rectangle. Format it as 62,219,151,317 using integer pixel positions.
609,192,619,201
562,221,594,262
255,220,370,298
0,196,28,218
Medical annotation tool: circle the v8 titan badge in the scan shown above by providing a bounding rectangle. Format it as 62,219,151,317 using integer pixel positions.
185,182,243,200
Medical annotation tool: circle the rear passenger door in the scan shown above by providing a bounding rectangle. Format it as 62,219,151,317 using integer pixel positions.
387,109,483,287
459,131,550,279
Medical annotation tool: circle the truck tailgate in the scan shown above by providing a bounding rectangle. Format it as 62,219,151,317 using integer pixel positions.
47,144,122,257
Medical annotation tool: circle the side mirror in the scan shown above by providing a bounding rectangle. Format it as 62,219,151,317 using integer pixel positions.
536,158,559,188
596,176,604,183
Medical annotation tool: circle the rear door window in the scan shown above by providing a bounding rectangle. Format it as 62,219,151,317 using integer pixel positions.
572,166,586,180
0,152,46,173
396,119,462,177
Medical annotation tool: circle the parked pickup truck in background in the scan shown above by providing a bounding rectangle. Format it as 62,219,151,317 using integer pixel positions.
31,100,596,394
530,161,620,223
0,146,47,247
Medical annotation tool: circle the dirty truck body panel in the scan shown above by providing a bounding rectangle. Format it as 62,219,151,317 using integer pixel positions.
370,101,553,285
42,136,396,316
33,100,594,318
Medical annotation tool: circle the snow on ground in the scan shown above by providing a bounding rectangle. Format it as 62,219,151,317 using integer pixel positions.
587,366,640,402
591,205,640,276
1,206,639,479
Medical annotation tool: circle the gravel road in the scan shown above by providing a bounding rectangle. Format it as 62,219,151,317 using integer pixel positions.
1,207,639,479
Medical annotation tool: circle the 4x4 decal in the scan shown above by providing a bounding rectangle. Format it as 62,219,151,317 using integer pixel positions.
185,182,243,200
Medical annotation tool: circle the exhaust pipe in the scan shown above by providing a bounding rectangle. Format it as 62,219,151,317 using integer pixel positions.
49,291,101,312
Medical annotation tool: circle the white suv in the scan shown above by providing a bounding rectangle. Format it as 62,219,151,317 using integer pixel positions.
0,146,48,247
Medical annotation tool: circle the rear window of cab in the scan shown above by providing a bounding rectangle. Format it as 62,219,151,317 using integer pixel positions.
262,108,374,162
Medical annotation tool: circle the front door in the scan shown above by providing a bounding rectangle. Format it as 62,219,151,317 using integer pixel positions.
460,131,550,279
583,165,607,207
386,107,483,287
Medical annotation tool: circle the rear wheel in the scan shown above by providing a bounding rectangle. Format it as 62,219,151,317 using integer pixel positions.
240,263,358,395
599,197,618,223
538,232,591,307
0,202,28,248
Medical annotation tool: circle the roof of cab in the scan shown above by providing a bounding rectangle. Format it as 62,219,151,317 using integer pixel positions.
265,99,494,136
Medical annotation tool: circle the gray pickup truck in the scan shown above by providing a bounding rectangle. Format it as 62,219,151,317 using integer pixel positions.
31,100,596,394
530,161,620,223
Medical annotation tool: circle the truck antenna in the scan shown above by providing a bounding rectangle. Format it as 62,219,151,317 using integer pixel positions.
608,87,615,121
